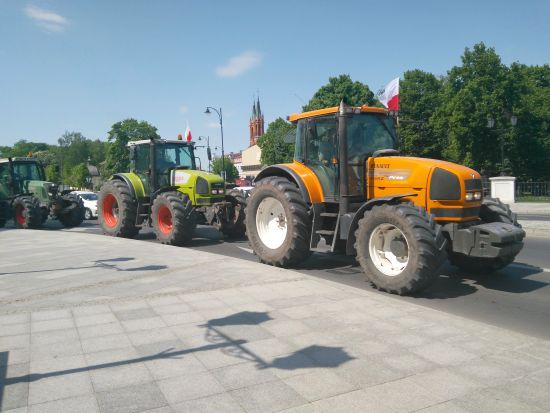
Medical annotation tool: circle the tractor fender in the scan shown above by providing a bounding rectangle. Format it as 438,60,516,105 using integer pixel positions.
255,165,311,204
111,174,137,199
345,194,417,255
152,186,180,199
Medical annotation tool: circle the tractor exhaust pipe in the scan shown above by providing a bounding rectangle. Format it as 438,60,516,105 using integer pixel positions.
338,100,350,214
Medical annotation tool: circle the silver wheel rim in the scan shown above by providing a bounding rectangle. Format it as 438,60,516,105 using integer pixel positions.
368,223,409,276
256,197,287,249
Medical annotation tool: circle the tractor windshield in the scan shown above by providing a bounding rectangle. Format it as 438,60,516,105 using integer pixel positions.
347,113,396,161
155,143,195,173
13,162,45,181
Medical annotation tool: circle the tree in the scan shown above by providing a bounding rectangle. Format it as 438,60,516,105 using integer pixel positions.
103,119,160,177
399,70,443,158
211,157,239,182
303,74,376,111
66,163,89,188
257,118,296,166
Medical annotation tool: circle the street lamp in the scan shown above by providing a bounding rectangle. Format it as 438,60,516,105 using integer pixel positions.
204,106,225,182
487,115,517,176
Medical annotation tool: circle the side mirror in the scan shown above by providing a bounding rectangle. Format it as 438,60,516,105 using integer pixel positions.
129,146,136,161
207,147,212,161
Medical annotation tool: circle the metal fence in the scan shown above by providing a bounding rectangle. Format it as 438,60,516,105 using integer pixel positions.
516,181,550,202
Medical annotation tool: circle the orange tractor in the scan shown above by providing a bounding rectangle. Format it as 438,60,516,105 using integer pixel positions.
245,103,525,295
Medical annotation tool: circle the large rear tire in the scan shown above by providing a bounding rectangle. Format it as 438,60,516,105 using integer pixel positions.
0,201,8,228
13,196,42,229
245,177,311,267
98,180,140,238
151,191,196,246
355,203,446,295
219,190,247,239
450,198,522,273
58,193,85,228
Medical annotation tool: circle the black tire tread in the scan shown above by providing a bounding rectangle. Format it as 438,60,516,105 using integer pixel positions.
57,193,85,228
98,180,140,238
151,191,196,246
13,196,42,229
245,176,312,267
355,203,446,295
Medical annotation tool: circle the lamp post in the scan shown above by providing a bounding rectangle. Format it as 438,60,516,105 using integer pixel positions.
487,115,517,176
204,106,225,182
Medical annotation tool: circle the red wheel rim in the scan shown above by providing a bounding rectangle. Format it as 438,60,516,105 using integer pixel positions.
157,205,172,234
15,204,26,225
102,194,118,228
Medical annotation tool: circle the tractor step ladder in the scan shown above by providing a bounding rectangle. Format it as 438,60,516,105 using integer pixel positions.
310,204,340,253
135,199,151,227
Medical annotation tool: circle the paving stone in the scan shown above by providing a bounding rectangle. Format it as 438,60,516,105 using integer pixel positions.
114,307,157,321
211,360,278,390
283,369,357,402
310,388,394,412
151,303,192,315
81,334,133,353
485,349,548,375
262,319,311,338
362,377,444,412
333,358,407,388
381,352,437,374
0,323,30,337
27,394,99,413
95,382,168,413
171,393,244,412
453,386,545,413
74,313,118,328
406,367,482,401
517,341,550,362
77,322,124,339
157,371,225,404
230,380,307,413
415,401,470,412
121,316,166,332
495,377,550,411
1,362,29,411
31,309,72,322
72,305,112,317
410,341,478,366
242,337,297,361
30,339,83,360
0,348,30,366
160,311,205,327
455,357,521,385
89,361,153,392
30,354,87,374
28,371,93,405
127,327,178,347
0,313,29,325
31,319,74,333
31,328,79,346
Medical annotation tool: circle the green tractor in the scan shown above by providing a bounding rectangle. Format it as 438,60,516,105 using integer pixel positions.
0,157,85,229
98,138,246,245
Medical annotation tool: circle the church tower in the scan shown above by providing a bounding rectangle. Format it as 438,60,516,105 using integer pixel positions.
249,97,264,146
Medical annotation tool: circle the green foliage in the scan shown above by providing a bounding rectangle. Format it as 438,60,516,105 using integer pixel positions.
257,118,296,166
65,163,89,188
303,74,376,111
0,140,52,157
103,119,160,177
211,157,239,182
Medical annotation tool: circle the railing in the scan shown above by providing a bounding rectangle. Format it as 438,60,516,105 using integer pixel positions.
516,181,550,202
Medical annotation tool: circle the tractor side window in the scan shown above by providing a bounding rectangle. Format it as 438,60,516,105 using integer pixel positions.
0,164,10,197
134,146,149,174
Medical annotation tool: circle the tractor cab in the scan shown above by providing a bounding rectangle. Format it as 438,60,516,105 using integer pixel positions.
291,106,397,204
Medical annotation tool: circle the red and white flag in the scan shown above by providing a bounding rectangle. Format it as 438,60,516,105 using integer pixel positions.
377,77,399,111
184,121,192,142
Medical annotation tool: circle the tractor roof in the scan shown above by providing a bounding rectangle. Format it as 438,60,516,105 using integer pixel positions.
287,105,388,123
127,139,194,146
0,157,39,163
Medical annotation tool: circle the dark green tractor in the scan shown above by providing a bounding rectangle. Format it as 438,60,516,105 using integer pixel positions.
0,157,85,229
98,138,246,245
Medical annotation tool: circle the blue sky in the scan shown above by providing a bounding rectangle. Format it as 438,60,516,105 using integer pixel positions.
1,0,549,160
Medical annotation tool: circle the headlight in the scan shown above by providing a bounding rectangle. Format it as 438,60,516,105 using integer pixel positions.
465,192,474,201
474,192,482,200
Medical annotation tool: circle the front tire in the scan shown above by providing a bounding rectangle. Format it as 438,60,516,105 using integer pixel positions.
151,191,196,246
245,177,311,267
98,180,140,238
450,198,522,273
58,194,85,228
355,203,446,295
84,208,93,220
13,196,42,229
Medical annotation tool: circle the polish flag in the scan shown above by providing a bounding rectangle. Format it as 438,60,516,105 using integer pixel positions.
377,77,399,111
184,122,192,142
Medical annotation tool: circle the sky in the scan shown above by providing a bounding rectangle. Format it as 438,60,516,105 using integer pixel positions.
1,0,549,164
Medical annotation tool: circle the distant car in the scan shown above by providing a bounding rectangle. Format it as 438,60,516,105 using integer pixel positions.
71,191,98,220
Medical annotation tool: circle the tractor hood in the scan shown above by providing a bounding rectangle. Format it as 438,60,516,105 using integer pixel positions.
22,180,54,203
171,169,224,187
370,156,481,188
